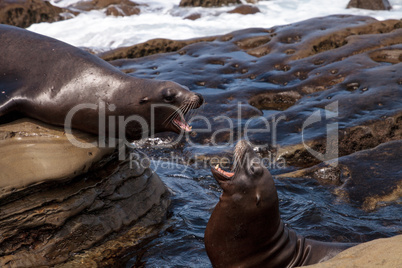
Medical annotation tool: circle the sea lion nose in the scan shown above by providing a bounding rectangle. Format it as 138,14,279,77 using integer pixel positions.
194,93,204,107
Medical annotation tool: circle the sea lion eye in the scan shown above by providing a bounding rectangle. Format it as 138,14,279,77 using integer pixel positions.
163,88,176,103
165,95,174,102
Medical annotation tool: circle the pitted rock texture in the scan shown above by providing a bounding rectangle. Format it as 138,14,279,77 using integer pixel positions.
106,16,402,155
103,15,401,207
104,15,401,164
276,140,402,211
0,119,170,267
347,0,392,10
0,0,67,28
99,36,218,61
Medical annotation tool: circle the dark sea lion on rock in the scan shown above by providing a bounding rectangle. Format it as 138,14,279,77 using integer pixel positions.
0,25,203,142
205,140,355,267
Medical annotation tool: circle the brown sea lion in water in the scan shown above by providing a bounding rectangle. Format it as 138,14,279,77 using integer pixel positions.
0,25,203,142
205,140,355,267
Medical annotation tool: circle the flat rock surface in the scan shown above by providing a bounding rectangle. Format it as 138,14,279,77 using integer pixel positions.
302,235,402,268
0,119,113,194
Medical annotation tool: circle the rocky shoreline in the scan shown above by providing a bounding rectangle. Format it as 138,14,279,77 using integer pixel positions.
0,119,170,266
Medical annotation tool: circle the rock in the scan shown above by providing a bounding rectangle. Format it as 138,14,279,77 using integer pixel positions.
0,119,170,266
70,0,141,17
185,13,202,20
105,4,140,16
0,119,113,192
0,0,67,28
302,235,402,268
227,4,260,15
275,140,402,211
347,0,392,10
94,0,129,8
71,0,135,10
179,0,241,7
99,36,218,61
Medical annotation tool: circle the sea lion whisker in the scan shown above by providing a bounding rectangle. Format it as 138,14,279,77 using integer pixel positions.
232,144,247,172
165,103,187,123
187,107,197,121
163,110,179,126
185,102,196,118
188,101,199,119
181,104,190,116
182,102,197,121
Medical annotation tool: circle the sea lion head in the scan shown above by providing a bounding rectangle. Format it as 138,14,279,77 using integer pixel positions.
153,80,204,134
206,140,281,267
210,140,279,215
117,79,204,141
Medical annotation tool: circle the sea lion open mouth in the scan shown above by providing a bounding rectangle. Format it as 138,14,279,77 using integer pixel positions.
165,95,204,133
211,164,234,180
211,140,249,180
172,113,192,132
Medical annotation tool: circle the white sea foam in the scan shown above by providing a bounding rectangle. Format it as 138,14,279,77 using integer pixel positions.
28,0,402,51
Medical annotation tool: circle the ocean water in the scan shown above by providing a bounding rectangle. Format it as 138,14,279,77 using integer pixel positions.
28,0,402,51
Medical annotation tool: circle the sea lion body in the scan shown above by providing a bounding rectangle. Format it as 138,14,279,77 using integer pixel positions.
0,25,203,141
205,140,354,267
